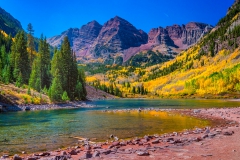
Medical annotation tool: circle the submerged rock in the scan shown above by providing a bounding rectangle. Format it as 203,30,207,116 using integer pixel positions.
38,152,50,156
26,158,37,160
109,134,114,138
81,151,92,159
136,151,149,156
152,139,160,144
1,155,9,159
13,154,22,160
68,149,77,155
92,151,100,157
223,131,233,136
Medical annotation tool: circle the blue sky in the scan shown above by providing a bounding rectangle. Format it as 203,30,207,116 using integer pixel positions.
0,0,234,38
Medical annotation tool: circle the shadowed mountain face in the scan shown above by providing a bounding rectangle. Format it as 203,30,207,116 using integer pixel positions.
47,16,212,65
91,16,148,54
47,20,102,57
0,7,23,36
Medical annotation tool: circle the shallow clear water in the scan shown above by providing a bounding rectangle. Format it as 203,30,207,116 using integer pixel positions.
0,99,240,154
88,99,240,110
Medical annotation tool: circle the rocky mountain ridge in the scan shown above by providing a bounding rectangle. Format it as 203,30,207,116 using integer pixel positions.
47,17,213,65
123,22,212,63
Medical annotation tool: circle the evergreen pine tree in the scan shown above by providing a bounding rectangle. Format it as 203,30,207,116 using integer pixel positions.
29,35,51,91
60,37,72,94
68,51,78,99
11,31,30,84
0,59,2,81
141,85,144,95
27,87,31,95
1,46,7,67
29,59,38,90
75,81,83,100
110,83,114,95
49,36,86,102
126,82,130,88
62,91,70,102
51,37,81,100
78,68,87,99
2,65,10,84
27,23,35,66
39,35,51,89
16,72,23,87
137,86,140,94
132,86,136,94
51,49,60,77
49,69,63,102
35,78,41,92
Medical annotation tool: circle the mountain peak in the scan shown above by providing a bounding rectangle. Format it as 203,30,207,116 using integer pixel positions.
87,20,101,26
0,7,23,36
108,16,130,24
92,15,147,54
185,22,210,29
113,16,124,20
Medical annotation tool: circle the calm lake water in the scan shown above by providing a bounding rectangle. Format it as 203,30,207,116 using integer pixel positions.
0,99,240,154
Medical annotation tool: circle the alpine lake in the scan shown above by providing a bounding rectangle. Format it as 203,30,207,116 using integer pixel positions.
1,99,240,155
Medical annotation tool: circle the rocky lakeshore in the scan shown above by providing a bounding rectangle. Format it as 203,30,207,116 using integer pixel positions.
1,107,240,160
18,102,96,111
0,101,97,112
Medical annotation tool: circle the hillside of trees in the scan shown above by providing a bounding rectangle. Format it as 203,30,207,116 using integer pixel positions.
85,1,240,99
125,50,174,67
0,26,86,104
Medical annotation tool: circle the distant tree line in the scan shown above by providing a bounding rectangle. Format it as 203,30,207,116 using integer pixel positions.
90,80,122,97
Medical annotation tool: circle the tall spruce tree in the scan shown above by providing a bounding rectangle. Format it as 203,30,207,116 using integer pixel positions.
50,36,86,101
77,68,87,99
60,37,72,95
68,51,78,99
11,31,30,84
29,35,51,91
49,69,63,102
51,37,78,100
39,35,51,89
27,23,35,66
0,59,2,81
29,59,40,90
1,46,7,67
2,65,10,84
75,81,83,100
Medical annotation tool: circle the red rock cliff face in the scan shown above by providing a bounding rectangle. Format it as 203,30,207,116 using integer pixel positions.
148,27,175,46
148,22,212,49
166,24,183,40
181,22,210,47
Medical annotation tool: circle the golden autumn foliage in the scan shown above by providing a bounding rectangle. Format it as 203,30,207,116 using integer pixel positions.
0,30,8,37
86,44,240,98
0,84,50,104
